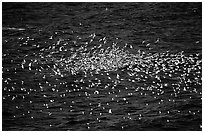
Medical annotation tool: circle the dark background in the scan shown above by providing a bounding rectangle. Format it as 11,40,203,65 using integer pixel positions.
2,3,202,46
2,2,202,131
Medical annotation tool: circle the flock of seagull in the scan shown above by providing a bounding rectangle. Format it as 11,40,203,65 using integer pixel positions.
2,32,202,130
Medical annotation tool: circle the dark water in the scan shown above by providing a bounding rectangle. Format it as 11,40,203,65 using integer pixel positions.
2,2,202,131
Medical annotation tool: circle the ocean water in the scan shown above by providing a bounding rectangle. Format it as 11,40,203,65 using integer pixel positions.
2,2,202,131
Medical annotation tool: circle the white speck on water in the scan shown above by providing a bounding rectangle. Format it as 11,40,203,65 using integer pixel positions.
109,109,112,114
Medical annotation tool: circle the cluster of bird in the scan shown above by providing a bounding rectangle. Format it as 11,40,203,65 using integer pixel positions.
2,32,202,130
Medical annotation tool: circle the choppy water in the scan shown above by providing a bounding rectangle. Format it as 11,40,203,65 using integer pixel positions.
2,2,202,131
